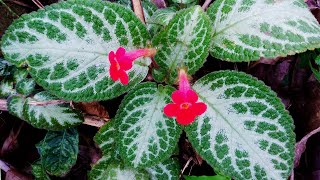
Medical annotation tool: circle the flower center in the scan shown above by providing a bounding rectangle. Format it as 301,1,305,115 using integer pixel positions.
180,103,191,109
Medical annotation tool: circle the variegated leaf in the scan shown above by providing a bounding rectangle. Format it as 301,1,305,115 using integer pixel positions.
16,78,35,96
145,158,180,180
152,6,211,84
36,128,79,176
185,71,295,180
89,161,150,180
0,79,15,97
147,8,176,37
7,95,25,119
13,68,28,83
31,160,50,180
208,0,320,61
1,0,151,101
23,91,83,130
116,82,182,168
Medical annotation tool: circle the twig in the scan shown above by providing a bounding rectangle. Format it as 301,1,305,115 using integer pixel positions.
0,0,19,17
31,0,44,8
202,0,212,10
0,159,11,172
132,0,145,24
180,157,193,178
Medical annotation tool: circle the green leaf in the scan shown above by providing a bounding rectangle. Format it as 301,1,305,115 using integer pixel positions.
0,59,15,76
36,128,79,176
1,0,151,102
13,68,28,83
89,162,149,180
116,82,182,168
152,6,211,84
94,120,120,161
143,1,157,21
185,71,295,179
16,78,35,96
145,158,180,180
147,8,176,37
31,160,50,180
184,175,231,180
7,95,25,119
0,79,15,97
23,91,83,130
207,0,320,62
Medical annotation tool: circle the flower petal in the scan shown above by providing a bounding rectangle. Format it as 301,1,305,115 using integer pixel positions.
116,47,126,58
119,57,133,71
163,103,179,117
171,90,185,103
108,51,116,64
109,65,119,81
186,90,198,103
176,110,196,125
119,70,129,85
191,102,207,116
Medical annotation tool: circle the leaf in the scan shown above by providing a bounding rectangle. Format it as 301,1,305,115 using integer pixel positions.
207,0,320,62
16,79,35,96
147,8,176,37
23,91,83,130
94,121,117,156
7,95,25,119
184,175,231,180
142,0,157,21
185,71,295,179
36,128,79,176
145,158,180,180
0,59,15,76
1,0,151,102
77,101,109,119
13,68,28,83
31,160,50,180
115,82,182,168
152,6,211,84
89,162,149,180
0,79,15,97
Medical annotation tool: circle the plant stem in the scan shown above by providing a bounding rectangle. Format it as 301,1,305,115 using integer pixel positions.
202,0,212,10
0,0,19,18
0,159,10,172
132,0,145,24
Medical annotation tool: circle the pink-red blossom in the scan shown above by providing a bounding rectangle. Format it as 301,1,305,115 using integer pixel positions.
164,69,207,125
108,47,156,85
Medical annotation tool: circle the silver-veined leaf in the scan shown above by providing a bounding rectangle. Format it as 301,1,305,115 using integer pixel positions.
1,0,151,101
116,82,182,168
145,158,180,180
13,68,28,83
7,95,25,119
89,161,150,180
36,128,79,176
208,0,320,61
16,78,35,96
185,71,295,179
31,160,50,180
0,79,15,97
152,6,211,84
23,91,83,130
147,8,176,37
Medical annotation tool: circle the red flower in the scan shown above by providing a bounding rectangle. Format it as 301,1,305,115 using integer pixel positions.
109,47,156,85
163,69,207,125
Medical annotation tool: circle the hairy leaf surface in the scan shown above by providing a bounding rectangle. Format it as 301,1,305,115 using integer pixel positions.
152,6,211,84
116,82,181,168
23,91,83,130
1,0,151,101
208,0,320,61
145,158,180,180
36,128,79,176
185,71,295,179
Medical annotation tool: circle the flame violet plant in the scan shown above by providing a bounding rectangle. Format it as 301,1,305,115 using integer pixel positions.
0,0,320,179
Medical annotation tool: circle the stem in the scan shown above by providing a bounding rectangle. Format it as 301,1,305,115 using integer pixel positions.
132,0,145,24
0,159,10,172
202,0,212,10
0,0,19,18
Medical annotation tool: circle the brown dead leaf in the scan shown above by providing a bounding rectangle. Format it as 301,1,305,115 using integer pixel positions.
76,102,109,119
5,169,32,180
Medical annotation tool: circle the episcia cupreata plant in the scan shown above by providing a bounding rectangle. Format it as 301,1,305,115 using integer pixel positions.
0,0,320,179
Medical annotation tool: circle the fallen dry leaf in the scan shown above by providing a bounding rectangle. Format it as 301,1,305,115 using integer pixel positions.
76,102,109,119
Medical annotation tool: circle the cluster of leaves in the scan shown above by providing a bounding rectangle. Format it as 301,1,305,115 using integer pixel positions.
1,0,320,179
